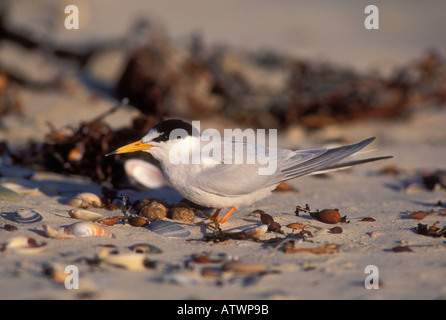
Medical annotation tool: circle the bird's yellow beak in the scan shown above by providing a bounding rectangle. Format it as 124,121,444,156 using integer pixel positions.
106,140,153,156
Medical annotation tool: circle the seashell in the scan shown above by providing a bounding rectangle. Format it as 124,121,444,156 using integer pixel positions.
65,221,114,238
129,243,163,254
124,159,168,189
42,224,61,238
96,216,122,226
13,208,43,224
43,221,114,239
101,252,148,271
191,252,227,264
4,236,47,254
148,220,190,238
68,209,103,221
286,223,307,230
225,224,268,238
42,263,70,283
222,261,268,275
128,216,149,227
0,185,20,202
136,198,168,220
67,192,103,208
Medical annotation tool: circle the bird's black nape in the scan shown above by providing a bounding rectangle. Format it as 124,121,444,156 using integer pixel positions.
150,119,199,143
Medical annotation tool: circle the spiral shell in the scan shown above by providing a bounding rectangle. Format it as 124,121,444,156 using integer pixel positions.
67,192,103,208
43,221,114,239
65,221,115,238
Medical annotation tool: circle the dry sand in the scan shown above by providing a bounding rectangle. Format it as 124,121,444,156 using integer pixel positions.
1,0,446,301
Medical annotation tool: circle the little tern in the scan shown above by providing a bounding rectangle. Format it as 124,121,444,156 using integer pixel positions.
107,119,392,223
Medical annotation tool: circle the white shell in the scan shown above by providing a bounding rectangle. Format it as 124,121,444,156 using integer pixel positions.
4,236,47,254
148,220,190,238
124,159,168,188
67,192,102,208
68,209,103,221
13,208,43,224
225,224,268,238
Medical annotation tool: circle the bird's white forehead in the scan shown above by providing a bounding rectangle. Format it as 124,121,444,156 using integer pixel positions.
142,128,162,143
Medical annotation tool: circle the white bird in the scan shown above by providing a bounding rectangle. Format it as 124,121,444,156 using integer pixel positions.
107,119,392,223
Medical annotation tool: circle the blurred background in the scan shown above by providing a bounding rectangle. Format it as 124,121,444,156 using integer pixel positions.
0,0,445,186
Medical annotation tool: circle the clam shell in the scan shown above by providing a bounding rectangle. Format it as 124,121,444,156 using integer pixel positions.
5,236,47,254
225,224,268,238
13,208,43,224
124,159,168,188
222,261,268,274
68,209,103,221
148,220,190,238
67,192,102,208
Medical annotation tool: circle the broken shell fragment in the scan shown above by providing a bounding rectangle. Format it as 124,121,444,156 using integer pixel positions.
129,243,162,254
68,209,103,221
329,226,343,234
191,252,227,264
222,261,268,274
225,224,268,239
101,252,148,271
67,192,103,208
124,159,168,189
43,221,115,239
128,216,149,227
286,223,307,230
148,220,190,238
3,236,47,254
408,211,427,220
13,208,43,224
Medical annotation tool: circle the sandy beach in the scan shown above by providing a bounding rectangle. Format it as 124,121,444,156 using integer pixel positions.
0,1,445,301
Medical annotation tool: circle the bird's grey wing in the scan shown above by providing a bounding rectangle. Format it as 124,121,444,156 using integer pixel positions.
194,139,326,196
277,137,376,182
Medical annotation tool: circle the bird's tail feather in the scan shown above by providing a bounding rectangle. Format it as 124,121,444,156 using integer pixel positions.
308,156,393,175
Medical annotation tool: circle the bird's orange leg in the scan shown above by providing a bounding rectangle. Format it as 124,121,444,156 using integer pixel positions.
218,206,237,223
